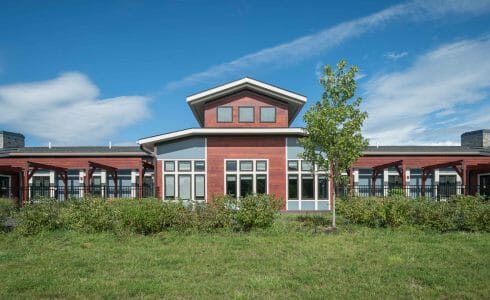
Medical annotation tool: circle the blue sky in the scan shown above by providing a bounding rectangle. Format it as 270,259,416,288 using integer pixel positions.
1,0,490,146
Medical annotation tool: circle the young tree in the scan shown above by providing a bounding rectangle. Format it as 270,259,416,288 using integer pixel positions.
299,59,368,228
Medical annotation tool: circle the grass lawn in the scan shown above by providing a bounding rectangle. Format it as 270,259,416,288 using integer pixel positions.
0,215,489,299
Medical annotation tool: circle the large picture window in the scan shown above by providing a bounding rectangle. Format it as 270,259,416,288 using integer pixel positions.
217,106,233,122
287,159,329,211
163,159,206,201
225,159,268,198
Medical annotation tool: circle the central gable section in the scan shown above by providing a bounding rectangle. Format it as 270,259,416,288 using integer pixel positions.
186,77,306,127
203,90,289,128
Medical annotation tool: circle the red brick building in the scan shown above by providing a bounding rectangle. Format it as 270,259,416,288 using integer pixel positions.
1,78,490,209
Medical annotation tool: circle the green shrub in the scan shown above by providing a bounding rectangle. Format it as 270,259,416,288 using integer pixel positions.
388,187,406,197
338,196,490,232
195,195,234,232
63,198,121,233
0,198,16,219
15,198,66,235
234,194,281,231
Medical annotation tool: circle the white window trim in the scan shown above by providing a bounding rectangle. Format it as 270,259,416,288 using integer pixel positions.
286,159,329,211
224,159,269,199
162,159,206,202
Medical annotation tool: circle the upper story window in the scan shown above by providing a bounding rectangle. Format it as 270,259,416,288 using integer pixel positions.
238,107,254,123
260,106,276,122
217,106,233,122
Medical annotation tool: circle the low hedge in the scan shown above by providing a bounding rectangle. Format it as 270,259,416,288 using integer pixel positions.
337,195,490,232
13,194,281,235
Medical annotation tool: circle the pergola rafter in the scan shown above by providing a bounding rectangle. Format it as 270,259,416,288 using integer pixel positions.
420,160,466,196
87,161,119,196
26,161,69,202
370,160,406,195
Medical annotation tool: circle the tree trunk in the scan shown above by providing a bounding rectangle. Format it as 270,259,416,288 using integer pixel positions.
330,172,336,228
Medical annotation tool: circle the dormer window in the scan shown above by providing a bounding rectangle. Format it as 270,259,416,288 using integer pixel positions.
217,106,233,123
238,107,254,123
260,106,276,122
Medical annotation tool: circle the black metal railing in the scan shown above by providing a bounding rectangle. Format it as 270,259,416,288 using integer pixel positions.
0,185,157,201
336,184,489,200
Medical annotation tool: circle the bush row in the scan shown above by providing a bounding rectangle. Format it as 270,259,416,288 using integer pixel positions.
12,194,281,235
337,196,490,232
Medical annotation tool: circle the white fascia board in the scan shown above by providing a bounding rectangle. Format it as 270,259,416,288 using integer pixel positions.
138,128,306,146
186,78,307,103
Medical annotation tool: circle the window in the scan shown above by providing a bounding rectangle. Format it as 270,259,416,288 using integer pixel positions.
164,175,175,199
288,160,298,171
287,159,329,211
178,175,191,200
226,175,237,197
288,175,298,200
240,160,253,171
194,161,205,172
226,160,237,171
195,175,205,200
164,160,206,201
301,161,313,171
217,106,233,122
301,175,314,199
260,106,276,122
239,107,254,122
240,175,253,197
225,159,268,198
178,161,191,172
318,175,328,199
164,161,175,172
256,175,267,194
256,160,267,171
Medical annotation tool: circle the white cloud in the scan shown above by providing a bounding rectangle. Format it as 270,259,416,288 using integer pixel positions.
385,51,408,61
160,0,490,92
0,72,150,145
362,35,490,145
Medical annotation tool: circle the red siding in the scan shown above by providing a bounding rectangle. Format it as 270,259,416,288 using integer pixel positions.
204,90,289,128
0,157,149,169
206,136,286,208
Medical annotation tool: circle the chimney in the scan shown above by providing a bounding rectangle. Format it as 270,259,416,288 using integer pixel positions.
461,129,490,148
0,131,25,149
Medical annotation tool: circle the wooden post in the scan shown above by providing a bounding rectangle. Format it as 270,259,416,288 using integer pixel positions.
371,170,377,196
462,161,467,195
113,171,118,198
138,168,144,198
22,169,29,206
421,173,426,197
401,164,406,195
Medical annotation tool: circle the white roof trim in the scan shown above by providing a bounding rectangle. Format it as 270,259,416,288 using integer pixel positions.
138,128,306,145
186,77,306,103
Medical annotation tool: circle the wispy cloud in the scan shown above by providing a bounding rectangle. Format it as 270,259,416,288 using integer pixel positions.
0,72,150,145
160,0,490,92
362,35,490,145
385,51,408,61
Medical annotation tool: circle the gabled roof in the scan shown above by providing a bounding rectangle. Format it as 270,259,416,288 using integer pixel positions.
186,77,307,126
138,127,306,147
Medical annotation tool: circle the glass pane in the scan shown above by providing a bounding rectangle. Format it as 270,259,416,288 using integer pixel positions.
240,175,253,197
302,175,314,199
288,160,298,171
318,175,328,199
164,175,175,199
178,175,191,200
194,161,205,172
260,107,275,122
256,175,267,194
287,201,299,211
178,161,191,172
195,175,205,200
239,107,254,122
226,160,237,172
240,160,253,171
301,161,313,172
164,161,175,172
318,201,329,211
226,175,237,197
217,106,232,122
256,160,267,171
301,201,315,210
288,174,298,200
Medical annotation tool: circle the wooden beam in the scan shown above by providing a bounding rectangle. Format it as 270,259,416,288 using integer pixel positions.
28,161,67,173
372,160,403,171
421,160,463,172
88,161,117,172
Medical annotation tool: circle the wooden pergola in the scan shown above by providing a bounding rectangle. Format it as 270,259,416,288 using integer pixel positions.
420,160,465,196
23,161,69,204
371,160,405,195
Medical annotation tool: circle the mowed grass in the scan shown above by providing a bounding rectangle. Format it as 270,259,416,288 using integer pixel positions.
0,216,489,299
